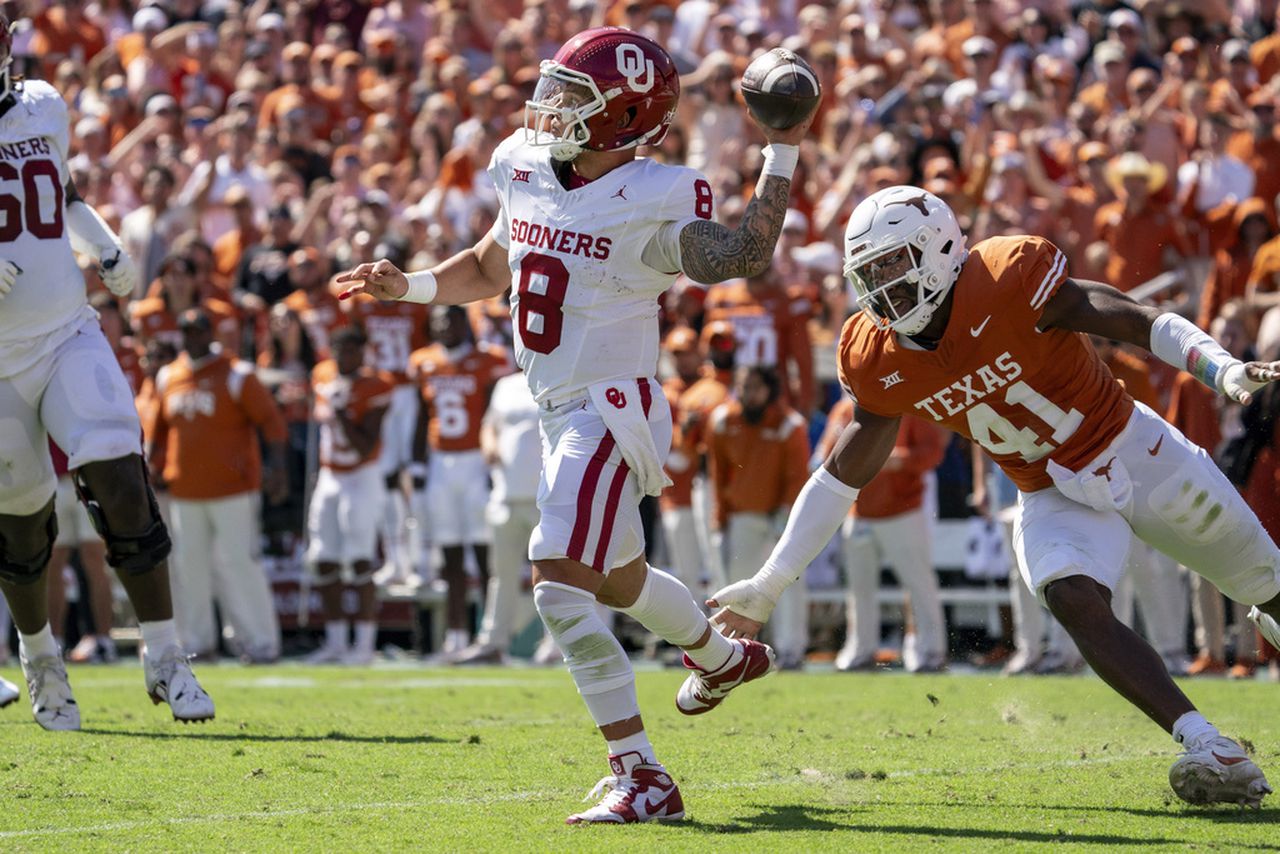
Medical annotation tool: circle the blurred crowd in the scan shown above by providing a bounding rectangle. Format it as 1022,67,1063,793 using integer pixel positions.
5,0,1280,678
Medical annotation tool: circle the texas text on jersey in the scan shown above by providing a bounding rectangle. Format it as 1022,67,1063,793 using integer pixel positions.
487,129,714,405
838,235,1134,492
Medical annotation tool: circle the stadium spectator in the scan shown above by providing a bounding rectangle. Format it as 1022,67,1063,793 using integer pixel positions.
659,328,709,593
120,165,193,293
282,247,346,359
149,308,287,662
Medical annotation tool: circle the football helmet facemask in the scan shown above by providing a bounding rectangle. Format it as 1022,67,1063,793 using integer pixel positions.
524,27,679,162
843,186,968,336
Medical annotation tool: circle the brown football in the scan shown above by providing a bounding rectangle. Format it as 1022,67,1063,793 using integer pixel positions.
739,48,822,130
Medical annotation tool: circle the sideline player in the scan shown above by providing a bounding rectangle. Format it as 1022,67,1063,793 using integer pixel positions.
337,27,812,824
0,17,212,729
711,186,1280,807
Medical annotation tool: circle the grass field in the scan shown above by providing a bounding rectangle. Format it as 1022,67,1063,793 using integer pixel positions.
0,662,1276,852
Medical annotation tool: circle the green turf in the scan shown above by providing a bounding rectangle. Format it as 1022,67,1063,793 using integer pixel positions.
0,663,1275,852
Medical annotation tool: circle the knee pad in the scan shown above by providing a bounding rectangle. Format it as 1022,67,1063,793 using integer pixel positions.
0,500,57,585
74,468,171,575
534,582,632,695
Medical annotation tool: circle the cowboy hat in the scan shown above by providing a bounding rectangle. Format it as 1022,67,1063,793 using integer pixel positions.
1105,151,1167,193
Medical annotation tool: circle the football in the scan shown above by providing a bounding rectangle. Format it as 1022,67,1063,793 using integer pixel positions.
739,48,822,130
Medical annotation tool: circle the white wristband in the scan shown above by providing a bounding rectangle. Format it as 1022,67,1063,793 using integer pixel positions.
760,144,800,181
401,270,438,304
753,466,859,602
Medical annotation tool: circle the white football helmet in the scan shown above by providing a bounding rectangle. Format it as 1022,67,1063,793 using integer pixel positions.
843,185,968,336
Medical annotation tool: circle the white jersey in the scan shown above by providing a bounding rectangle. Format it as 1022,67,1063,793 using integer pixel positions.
0,80,92,377
487,132,712,404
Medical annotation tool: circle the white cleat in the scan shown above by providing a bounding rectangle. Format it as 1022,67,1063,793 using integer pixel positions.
0,675,20,709
342,648,376,666
1248,607,1280,653
566,753,685,825
20,652,80,730
1170,736,1272,808
144,646,215,723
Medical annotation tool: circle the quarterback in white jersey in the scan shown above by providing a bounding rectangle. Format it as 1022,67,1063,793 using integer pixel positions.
0,18,212,730
340,27,814,825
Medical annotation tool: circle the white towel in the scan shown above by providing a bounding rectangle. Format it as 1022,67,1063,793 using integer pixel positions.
588,379,673,498
1045,455,1133,514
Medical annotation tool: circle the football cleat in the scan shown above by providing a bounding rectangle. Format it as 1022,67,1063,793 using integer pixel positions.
566,753,685,825
676,638,774,716
0,675,19,708
449,643,505,666
1170,735,1272,808
20,651,80,731
144,646,215,723
342,647,376,667
1249,606,1280,654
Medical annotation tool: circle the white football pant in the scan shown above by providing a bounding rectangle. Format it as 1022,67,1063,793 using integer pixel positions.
727,512,807,665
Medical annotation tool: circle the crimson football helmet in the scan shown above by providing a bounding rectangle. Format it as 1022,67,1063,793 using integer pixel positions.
524,27,679,161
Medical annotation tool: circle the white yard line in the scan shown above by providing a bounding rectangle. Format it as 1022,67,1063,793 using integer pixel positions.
0,755,1160,840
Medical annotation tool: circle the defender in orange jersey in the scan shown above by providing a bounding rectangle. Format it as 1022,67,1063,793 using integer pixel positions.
712,186,1280,809
409,306,511,658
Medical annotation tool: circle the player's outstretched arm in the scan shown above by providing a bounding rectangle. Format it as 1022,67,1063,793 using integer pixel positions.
677,117,814,285
709,406,900,639
64,178,139,297
1042,277,1280,405
336,231,510,305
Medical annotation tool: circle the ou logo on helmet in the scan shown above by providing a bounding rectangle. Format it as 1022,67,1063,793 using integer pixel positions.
616,43,654,93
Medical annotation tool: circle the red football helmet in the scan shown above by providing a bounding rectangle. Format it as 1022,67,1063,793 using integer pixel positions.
524,27,679,161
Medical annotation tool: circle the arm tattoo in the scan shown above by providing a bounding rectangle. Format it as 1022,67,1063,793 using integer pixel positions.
679,175,791,284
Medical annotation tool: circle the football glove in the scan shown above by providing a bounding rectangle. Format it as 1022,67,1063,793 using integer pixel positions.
100,249,139,298
0,258,21,301
708,577,779,624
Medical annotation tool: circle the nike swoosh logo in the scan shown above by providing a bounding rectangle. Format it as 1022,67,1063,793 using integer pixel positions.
1213,751,1249,766
638,789,678,816
970,316,991,337
1148,436,1163,456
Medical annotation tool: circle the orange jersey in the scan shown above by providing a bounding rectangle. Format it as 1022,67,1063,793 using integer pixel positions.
283,288,348,361
130,297,239,351
704,280,814,410
150,354,288,500
410,344,511,453
661,375,697,510
115,340,144,395
343,294,431,385
707,399,809,528
817,400,947,519
837,236,1134,493
676,368,732,456
312,360,394,471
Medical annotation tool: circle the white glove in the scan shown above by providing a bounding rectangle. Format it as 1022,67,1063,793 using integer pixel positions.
0,258,21,301
99,249,139,298
1220,361,1273,405
708,577,780,624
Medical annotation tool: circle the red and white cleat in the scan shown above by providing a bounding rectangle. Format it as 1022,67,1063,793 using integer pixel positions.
566,752,685,825
676,638,775,716
1170,735,1273,808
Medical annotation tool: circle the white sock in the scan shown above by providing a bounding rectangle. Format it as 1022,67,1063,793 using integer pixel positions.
607,731,657,768
444,629,469,652
325,620,349,650
19,624,59,659
140,619,178,654
353,621,377,652
534,581,639,727
621,566,738,672
1172,711,1220,747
